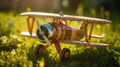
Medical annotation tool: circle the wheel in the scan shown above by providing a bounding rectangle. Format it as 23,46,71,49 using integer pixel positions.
34,44,44,55
60,48,70,61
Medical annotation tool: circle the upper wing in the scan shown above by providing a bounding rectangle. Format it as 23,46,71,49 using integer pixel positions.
21,12,111,24
21,32,36,38
60,40,108,47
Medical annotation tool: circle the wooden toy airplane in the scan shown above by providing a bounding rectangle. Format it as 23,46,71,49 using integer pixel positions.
20,12,111,61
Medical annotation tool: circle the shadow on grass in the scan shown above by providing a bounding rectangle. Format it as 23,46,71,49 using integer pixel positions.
68,47,119,67
26,45,119,67
27,45,62,67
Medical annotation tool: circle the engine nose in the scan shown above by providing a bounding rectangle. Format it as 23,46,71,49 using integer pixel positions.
36,23,54,43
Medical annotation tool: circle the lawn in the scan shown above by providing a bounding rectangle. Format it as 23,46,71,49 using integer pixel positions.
0,11,120,67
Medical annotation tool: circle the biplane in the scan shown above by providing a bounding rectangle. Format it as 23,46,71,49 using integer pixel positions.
20,12,111,61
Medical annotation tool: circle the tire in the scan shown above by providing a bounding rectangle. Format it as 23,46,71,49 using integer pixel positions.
34,44,44,55
60,48,70,61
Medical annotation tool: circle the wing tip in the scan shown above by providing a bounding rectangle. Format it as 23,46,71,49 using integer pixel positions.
21,32,36,38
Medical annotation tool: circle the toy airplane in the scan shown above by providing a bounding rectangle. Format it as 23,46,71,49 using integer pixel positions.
20,12,111,61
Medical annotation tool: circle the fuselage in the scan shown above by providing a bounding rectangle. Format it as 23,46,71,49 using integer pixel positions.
36,22,84,43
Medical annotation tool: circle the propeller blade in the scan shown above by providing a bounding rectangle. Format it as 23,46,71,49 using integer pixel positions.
42,35,51,45
36,20,41,32
36,19,51,45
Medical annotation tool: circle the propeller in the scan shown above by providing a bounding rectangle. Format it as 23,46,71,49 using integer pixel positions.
36,20,51,45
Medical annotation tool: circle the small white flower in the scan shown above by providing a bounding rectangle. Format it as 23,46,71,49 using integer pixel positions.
11,49,16,55
0,36,8,44
10,35,20,41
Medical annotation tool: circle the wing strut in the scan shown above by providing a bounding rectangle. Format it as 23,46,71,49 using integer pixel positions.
27,16,35,36
89,23,94,40
84,22,94,43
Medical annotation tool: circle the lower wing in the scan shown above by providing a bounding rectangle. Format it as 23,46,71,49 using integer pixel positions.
60,40,108,47
21,32,36,38
91,34,104,39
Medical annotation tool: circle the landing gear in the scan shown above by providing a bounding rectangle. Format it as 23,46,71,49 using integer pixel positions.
34,44,45,55
60,48,70,61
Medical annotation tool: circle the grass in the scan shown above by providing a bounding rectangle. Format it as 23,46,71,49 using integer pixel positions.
0,11,120,67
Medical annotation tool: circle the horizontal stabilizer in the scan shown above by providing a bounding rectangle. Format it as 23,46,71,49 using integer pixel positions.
91,34,104,39
21,32,36,38
60,40,108,47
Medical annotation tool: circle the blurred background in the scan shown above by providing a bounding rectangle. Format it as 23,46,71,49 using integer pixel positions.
0,0,120,11
0,0,120,17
